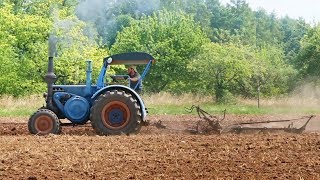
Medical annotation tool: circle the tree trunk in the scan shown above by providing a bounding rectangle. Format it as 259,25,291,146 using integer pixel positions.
214,73,224,103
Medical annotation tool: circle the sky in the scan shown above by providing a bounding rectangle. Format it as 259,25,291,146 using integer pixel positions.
220,0,320,24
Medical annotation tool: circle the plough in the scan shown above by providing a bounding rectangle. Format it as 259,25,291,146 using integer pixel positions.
151,105,315,134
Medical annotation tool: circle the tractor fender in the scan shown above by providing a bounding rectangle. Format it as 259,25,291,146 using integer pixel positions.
91,85,147,121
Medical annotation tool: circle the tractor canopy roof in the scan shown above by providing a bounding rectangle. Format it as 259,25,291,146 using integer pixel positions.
104,52,155,65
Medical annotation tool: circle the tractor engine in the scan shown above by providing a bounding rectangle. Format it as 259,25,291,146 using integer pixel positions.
53,92,90,124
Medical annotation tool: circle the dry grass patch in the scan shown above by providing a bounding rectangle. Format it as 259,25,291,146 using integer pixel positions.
0,95,43,110
143,92,211,106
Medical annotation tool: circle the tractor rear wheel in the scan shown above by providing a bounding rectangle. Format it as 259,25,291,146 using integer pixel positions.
90,90,142,135
28,109,61,135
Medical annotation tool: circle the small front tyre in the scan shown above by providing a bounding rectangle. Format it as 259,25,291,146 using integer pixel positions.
28,109,61,135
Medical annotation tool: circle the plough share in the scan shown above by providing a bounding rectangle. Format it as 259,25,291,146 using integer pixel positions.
151,105,315,134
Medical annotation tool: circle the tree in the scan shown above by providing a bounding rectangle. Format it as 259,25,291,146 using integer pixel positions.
295,25,320,78
190,43,296,102
0,2,107,96
253,45,297,97
0,2,50,96
280,16,309,63
190,42,254,102
0,3,20,95
254,10,282,47
111,10,209,93
220,0,256,46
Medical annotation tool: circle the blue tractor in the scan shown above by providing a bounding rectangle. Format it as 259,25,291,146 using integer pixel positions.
28,41,155,135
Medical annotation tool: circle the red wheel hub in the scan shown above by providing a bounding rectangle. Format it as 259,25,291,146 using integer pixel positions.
101,101,131,130
35,115,54,134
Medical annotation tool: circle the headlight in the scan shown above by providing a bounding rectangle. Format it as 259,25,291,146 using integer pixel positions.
107,57,113,64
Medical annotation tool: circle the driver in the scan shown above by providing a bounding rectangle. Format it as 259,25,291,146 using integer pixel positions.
127,65,142,94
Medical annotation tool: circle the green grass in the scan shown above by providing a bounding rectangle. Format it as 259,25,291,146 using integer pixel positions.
0,108,35,117
1,93,320,117
148,103,320,116
147,103,269,115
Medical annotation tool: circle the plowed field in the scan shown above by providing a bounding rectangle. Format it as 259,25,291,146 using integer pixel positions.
0,114,320,179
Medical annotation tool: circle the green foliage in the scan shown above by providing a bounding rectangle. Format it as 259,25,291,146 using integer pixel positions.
111,10,209,93
5,0,77,16
0,2,107,96
280,16,310,63
0,3,49,96
52,9,109,84
255,10,282,47
254,45,297,96
0,0,315,100
190,43,254,102
0,4,18,95
190,43,296,102
295,25,320,78
224,0,256,45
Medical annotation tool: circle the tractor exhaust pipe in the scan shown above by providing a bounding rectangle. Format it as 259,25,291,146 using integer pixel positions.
45,35,57,110
85,60,92,95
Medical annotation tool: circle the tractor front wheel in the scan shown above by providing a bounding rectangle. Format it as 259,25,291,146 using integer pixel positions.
28,109,61,135
90,90,142,135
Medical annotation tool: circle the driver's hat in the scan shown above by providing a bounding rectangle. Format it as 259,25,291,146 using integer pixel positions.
129,65,137,72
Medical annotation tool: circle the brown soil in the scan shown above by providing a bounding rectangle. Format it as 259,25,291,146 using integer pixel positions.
0,114,319,179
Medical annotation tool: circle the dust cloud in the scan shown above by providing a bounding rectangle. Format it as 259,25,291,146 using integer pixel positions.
290,81,320,107
273,81,320,131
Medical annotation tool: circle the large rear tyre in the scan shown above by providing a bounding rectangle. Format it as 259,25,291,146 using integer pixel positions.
90,90,142,135
28,109,61,135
